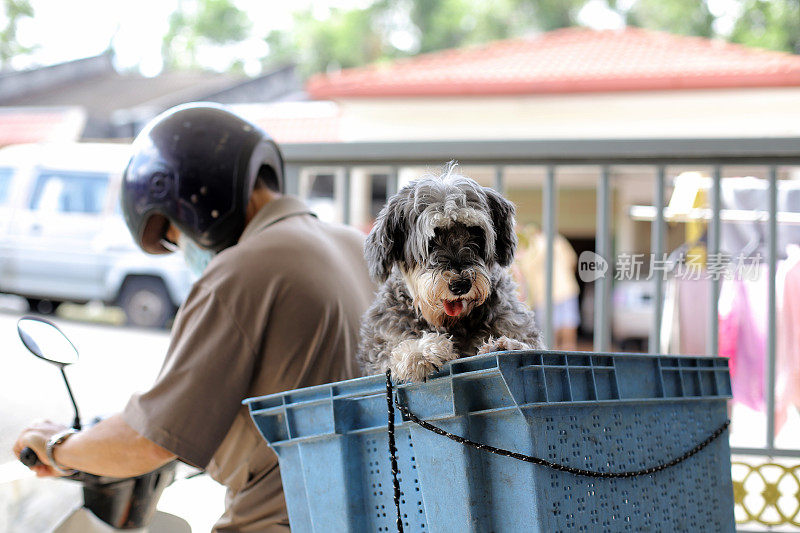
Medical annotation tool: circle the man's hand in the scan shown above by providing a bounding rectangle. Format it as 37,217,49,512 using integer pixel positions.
13,420,70,477
14,414,176,479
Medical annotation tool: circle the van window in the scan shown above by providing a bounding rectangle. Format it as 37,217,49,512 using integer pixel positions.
29,171,110,214
0,167,12,205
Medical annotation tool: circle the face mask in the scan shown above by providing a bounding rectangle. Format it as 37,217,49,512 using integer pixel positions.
178,234,216,277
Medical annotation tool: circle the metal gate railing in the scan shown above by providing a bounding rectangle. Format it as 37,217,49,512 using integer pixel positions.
282,137,800,530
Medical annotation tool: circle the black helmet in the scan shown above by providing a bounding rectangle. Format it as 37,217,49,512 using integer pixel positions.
121,102,284,254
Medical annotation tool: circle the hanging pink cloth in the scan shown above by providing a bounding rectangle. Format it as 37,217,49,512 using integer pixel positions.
776,247,800,433
718,268,767,411
717,280,739,378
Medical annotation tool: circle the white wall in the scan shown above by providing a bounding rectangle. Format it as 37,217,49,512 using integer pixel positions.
336,87,800,141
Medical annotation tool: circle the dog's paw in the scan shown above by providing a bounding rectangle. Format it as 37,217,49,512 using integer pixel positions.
477,335,532,355
389,332,458,383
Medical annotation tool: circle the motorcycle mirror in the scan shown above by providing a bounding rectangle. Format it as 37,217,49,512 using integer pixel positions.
17,316,82,429
17,316,79,366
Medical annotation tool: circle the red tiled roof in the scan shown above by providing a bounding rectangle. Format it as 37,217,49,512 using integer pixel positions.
0,108,85,147
307,27,800,98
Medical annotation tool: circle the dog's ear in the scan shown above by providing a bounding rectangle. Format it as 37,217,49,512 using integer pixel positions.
365,193,406,282
484,187,517,266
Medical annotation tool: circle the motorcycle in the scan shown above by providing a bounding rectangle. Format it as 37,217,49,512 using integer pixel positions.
13,316,191,533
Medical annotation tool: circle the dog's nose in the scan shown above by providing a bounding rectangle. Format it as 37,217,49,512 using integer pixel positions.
449,278,472,296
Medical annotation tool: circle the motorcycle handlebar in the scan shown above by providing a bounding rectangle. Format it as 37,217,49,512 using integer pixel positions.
17,441,179,529
19,447,41,468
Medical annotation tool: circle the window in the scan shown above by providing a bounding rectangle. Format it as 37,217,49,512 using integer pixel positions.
29,171,110,214
308,173,335,199
0,167,13,205
305,172,338,222
370,173,389,219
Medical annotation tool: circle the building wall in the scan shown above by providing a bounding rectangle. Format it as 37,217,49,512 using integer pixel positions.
507,187,599,239
335,87,800,141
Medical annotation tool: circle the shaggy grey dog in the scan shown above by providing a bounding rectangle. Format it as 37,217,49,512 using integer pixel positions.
357,164,544,382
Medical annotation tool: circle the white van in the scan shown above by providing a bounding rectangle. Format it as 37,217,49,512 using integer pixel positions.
0,143,194,328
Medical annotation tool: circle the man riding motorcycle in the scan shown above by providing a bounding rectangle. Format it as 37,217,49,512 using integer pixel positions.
14,103,375,531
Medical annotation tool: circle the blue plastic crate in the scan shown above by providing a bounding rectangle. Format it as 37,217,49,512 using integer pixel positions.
245,351,734,532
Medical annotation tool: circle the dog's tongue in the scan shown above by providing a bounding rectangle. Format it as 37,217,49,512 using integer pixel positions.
443,300,464,317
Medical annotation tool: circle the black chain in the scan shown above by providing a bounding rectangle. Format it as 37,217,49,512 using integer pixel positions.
386,370,730,531
386,370,404,533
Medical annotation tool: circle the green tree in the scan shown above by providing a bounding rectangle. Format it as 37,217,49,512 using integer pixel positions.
261,0,800,80
266,0,591,77
0,0,34,68
410,0,493,53
263,29,296,69
622,0,715,37
396,0,587,54
162,0,251,70
516,0,588,32
264,5,392,76
729,0,800,53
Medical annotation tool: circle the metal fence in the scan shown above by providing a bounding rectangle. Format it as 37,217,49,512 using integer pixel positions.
282,137,800,529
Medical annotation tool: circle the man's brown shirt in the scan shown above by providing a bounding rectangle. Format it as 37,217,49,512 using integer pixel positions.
124,196,374,531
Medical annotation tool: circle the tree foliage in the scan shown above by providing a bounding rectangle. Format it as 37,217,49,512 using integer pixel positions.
517,0,588,32
274,6,386,75
1,0,797,76
264,0,590,76
621,0,716,37
409,0,509,54
273,0,800,78
730,0,800,53
162,0,250,70
0,0,34,68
